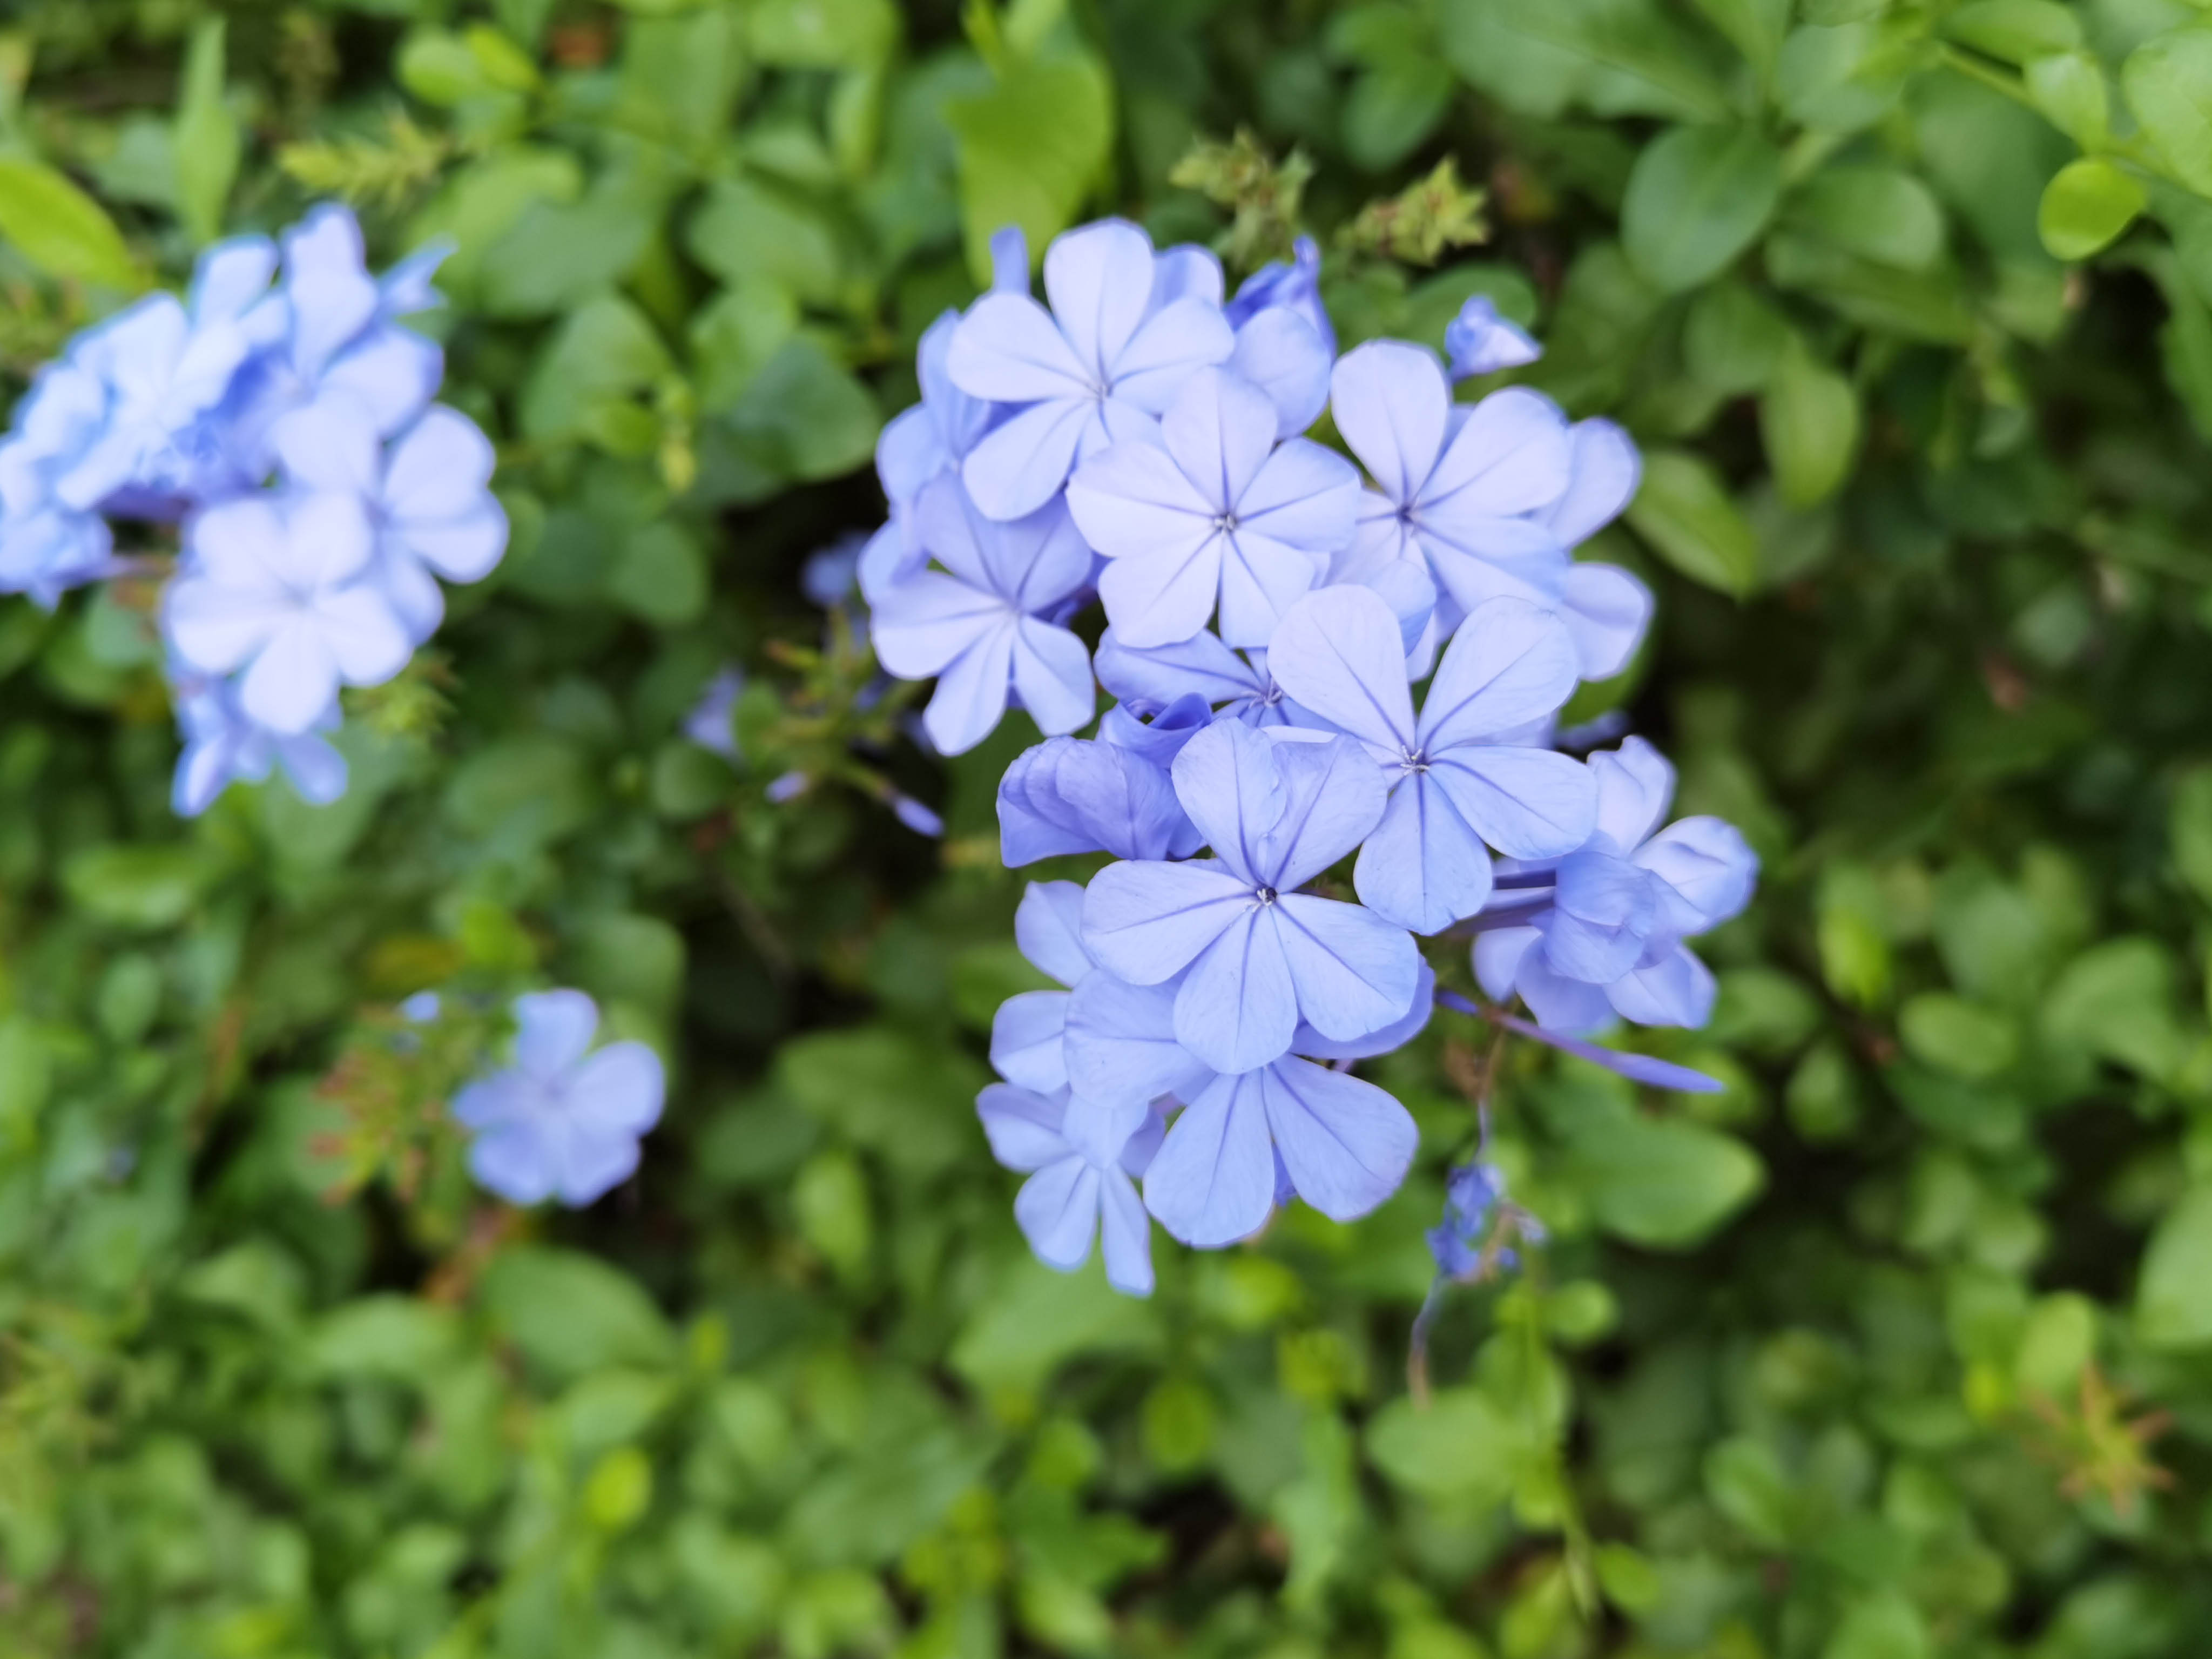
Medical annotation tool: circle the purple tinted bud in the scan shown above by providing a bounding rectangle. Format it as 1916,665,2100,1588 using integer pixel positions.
766,771,809,804
1445,294,1542,380
890,791,945,837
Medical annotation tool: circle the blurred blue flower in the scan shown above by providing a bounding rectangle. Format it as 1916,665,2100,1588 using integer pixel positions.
1080,720,1419,1075
1445,295,1541,380
168,663,347,817
947,219,1234,520
1267,587,1595,933
869,476,1095,755
1427,1161,1509,1277
165,491,412,735
271,395,507,645
997,734,1201,866
452,990,665,1208
1473,737,1758,1031
989,880,1097,1094
683,666,744,759
1066,365,1358,648
875,311,997,520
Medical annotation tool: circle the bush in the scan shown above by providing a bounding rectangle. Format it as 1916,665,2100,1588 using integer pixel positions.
5,1,2212,1654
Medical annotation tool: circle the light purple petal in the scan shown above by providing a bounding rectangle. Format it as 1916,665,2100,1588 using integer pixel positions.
1016,1156,1103,1270
947,292,1091,402
1161,367,1276,513
1016,880,1095,987
960,396,1094,521
1214,529,1317,649
1561,562,1652,680
1098,1169,1155,1295
1176,908,1299,1075
1068,436,1216,558
1094,627,1260,707
1515,947,1617,1033
1096,537,1226,650
1419,387,1573,523
551,1125,642,1206
1109,297,1236,414
1151,244,1225,309
1169,720,1283,884
1083,858,1253,985
1606,942,1719,1028
317,585,413,687
872,571,1006,678
1257,733,1390,890
1064,972,1215,1114
1419,598,1584,750
1266,585,1418,756
321,328,443,436
1547,418,1641,547
513,989,599,1077
1236,437,1361,554
990,226,1030,294
1143,1071,1277,1247
1635,817,1758,932
1428,747,1597,861
1292,959,1437,1060
1474,926,1541,1002
1231,308,1331,439
1045,219,1156,383
468,1123,557,1205
1273,893,1420,1044
1354,773,1495,934
1588,736,1675,855
566,1042,665,1137
876,402,948,510
921,621,1016,754
239,624,341,734
1330,340,1447,505
1061,1092,1150,1169
272,396,381,495
1010,618,1094,736
993,989,1072,1092
977,1082,1072,1172
1262,1057,1419,1222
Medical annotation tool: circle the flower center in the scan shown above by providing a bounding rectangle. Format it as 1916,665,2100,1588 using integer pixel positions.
1398,745,1429,774
1213,511,1238,533
1253,885,1278,906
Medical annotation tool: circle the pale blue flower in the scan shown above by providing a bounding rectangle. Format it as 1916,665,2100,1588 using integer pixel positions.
271,394,507,645
684,666,744,759
1472,737,1757,1030
997,736,1201,866
989,225,1030,296
869,476,1096,755
1229,305,1333,440
947,219,1235,520
802,530,869,609
1094,628,1302,728
1267,587,1597,933
1545,418,1651,679
989,880,1097,1092
1080,720,1420,1075
875,310,997,517
452,990,665,1207
1097,691,1212,769
400,991,442,1022
1066,365,1357,648
977,1082,1161,1295
1427,1161,1509,1276
889,791,945,837
1053,955,1430,1247
1445,295,1541,380
1225,236,1334,356
165,490,412,735
168,663,347,817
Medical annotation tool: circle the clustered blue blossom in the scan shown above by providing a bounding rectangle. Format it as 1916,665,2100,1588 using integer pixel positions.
862,220,1761,1297
0,205,505,815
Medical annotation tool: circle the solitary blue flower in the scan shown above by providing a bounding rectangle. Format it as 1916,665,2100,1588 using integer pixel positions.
1445,295,1542,380
997,736,1200,866
270,394,507,645
1473,737,1758,1030
1081,720,1420,1075
165,490,413,736
869,476,1096,755
1067,366,1359,648
977,1083,1161,1295
947,219,1234,520
1267,586,1597,933
683,666,744,759
451,990,665,1207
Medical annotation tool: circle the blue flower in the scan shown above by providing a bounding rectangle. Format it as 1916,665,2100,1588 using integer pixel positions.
1081,720,1420,1075
989,880,1098,1093
1445,295,1541,380
869,476,1096,755
0,363,115,604
947,219,1235,520
1267,586,1596,934
683,666,744,759
1473,737,1758,1030
1330,340,1571,640
977,1083,1161,1295
997,736,1201,866
451,990,665,1207
1067,366,1359,648
1426,1160,1539,1277
164,490,413,735
1059,958,1434,1247
167,663,347,817
875,309,999,520
1226,236,1334,356
270,394,507,645
1094,628,1304,728
1543,418,1651,679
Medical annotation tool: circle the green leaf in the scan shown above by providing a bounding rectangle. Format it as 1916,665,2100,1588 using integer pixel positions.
719,339,880,483
2169,765,2212,903
1898,992,2020,1081
61,845,217,930
748,0,898,67
686,177,844,306
480,1247,678,1381
2042,936,2189,1080
1621,125,1782,292
1703,1437,1792,1546
950,1255,1162,1396
2136,1188,2212,1349
1365,1388,1526,1502
1785,165,1944,270
1341,58,1456,173
1626,449,1761,596
1444,0,1735,124
2037,158,2147,260
775,1024,984,1176
2025,50,2110,150
307,1296,463,1380
0,157,140,289
1561,1109,1766,1247
1760,336,1860,508
520,294,672,447
1943,0,2081,65
1765,231,1974,342
609,522,709,626
945,50,1114,285
1683,281,1789,394
1824,1591,1932,1659
1685,0,1790,79
2124,30,2212,199
172,18,239,245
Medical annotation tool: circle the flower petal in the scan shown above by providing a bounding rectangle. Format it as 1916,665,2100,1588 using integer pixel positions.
1273,893,1420,1044
1560,561,1652,680
1143,1070,1276,1247
959,396,1095,521
1169,719,1285,885
1176,907,1299,1074
1256,733,1390,891
1110,297,1236,413
1419,598,1583,750
1010,617,1095,737
921,619,1016,754
1330,340,1448,505
1082,858,1253,984
1015,1156,1102,1270
1161,367,1277,513
1547,417,1641,546
946,292,1091,402
1230,308,1331,439
1353,773,1495,934
1262,1056,1419,1222
992,989,1073,1092
1428,747,1597,861
1015,879,1095,987
1266,584,1418,756
977,1082,1073,1172
1606,941,1717,1027
1064,971,1215,1113
1098,1169,1155,1295
1044,219,1156,382
512,989,599,1076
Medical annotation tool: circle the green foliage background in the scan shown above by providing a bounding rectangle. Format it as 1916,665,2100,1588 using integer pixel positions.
8,0,2212,1654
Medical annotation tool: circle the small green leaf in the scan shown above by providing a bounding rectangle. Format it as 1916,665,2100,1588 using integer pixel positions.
1704,1437,1793,1546
1366,1388,1526,1502
173,18,240,245
2137,1188,2212,1349
946,51,1114,285
2124,30,2212,198
62,845,217,930
480,1247,678,1381
1898,992,2019,1080
0,156,140,288
1626,449,1761,596
2042,936,2188,1080
1562,1110,1766,1247
1943,0,2081,64
2037,158,2146,260
1785,164,1945,271
1621,125,1782,292
1683,281,1789,394
1761,336,1860,508
2025,50,2109,150
2169,765,2212,903
1825,1591,1932,1659
748,0,898,67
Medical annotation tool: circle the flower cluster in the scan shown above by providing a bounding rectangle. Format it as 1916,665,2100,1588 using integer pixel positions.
859,219,1760,1296
0,205,505,815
